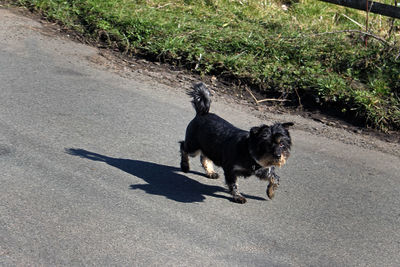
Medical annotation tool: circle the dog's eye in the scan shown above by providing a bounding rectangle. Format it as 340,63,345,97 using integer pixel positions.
279,143,284,148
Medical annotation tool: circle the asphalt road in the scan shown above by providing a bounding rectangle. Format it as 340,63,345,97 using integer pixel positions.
1,8,400,266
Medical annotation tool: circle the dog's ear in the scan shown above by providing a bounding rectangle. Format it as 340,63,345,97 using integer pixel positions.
250,125,269,137
282,122,294,129
250,126,260,137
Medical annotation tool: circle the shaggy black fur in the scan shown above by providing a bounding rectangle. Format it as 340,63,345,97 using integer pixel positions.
180,83,293,203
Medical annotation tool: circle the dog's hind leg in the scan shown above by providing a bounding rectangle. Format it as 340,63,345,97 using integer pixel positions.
179,141,190,173
200,154,219,179
224,169,246,204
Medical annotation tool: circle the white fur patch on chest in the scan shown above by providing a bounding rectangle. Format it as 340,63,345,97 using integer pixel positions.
233,165,247,172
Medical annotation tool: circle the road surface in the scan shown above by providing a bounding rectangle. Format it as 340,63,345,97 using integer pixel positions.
1,8,399,266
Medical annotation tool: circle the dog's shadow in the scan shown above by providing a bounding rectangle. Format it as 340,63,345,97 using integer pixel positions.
66,148,266,203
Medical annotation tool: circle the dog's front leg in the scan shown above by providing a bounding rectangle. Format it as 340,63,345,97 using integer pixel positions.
255,166,280,184
266,167,279,200
254,167,270,181
224,169,246,204
255,167,280,200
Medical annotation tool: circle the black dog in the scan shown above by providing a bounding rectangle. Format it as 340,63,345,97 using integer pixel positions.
180,83,293,203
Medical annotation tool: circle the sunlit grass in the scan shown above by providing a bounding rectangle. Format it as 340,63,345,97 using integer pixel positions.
9,0,400,130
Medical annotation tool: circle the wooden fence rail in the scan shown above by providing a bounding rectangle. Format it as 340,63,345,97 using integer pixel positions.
319,0,400,19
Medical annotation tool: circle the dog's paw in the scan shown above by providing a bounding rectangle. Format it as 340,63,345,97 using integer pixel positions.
232,195,247,204
266,182,278,199
207,172,219,179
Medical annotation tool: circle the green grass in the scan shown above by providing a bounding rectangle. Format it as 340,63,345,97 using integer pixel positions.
7,0,400,131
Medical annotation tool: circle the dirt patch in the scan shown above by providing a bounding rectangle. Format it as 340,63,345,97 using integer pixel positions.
3,4,400,157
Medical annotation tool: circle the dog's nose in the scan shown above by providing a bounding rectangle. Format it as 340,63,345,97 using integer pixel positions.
274,154,281,159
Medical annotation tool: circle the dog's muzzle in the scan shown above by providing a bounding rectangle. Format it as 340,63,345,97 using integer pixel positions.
274,155,287,167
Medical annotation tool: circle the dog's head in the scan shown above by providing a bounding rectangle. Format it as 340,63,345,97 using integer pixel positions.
248,122,293,168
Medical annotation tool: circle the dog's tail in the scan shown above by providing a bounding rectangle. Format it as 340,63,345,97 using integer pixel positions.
187,83,211,115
